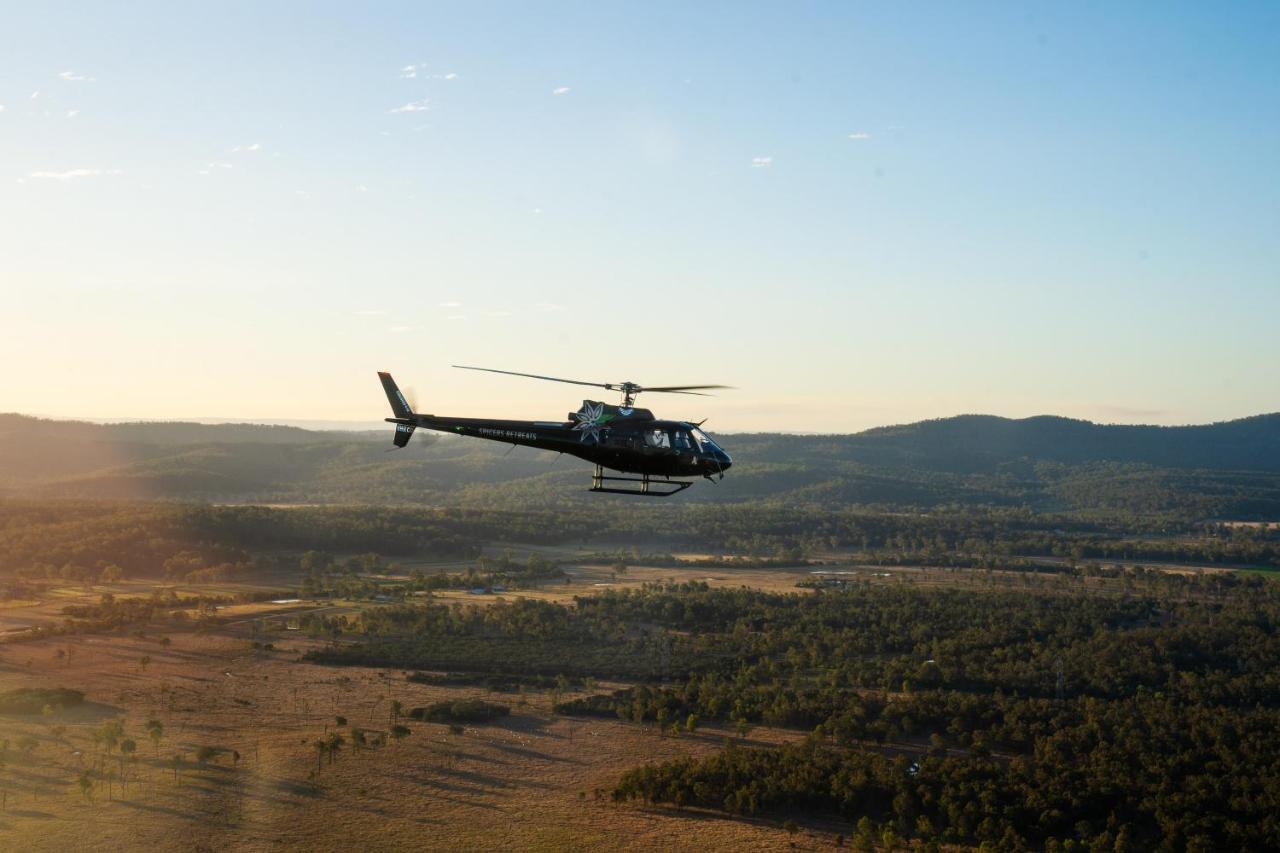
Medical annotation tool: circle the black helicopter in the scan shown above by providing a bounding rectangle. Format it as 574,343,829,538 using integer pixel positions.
378,366,733,496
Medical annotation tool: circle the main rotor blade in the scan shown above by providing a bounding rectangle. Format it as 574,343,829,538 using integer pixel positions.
452,365,612,390
641,384,735,393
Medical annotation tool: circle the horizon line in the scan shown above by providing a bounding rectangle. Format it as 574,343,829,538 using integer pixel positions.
5,410,1277,437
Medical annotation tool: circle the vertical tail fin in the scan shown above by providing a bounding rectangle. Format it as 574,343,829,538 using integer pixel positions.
378,372,414,418
378,372,417,448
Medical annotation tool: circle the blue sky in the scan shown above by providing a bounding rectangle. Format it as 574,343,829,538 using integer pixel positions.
2,2,1277,431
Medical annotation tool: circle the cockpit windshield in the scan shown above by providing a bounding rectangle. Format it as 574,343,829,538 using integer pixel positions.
690,427,722,453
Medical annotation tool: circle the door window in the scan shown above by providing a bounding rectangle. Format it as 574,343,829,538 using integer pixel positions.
645,429,671,449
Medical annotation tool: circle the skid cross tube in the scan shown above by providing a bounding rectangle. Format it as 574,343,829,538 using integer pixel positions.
590,465,693,497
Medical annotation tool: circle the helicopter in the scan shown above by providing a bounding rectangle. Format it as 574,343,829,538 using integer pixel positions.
378,365,733,496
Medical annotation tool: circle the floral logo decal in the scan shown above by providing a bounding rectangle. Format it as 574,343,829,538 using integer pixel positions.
573,401,615,443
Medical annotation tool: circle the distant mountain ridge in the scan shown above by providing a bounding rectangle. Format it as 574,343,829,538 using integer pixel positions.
2,411,1278,516
837,413,1280,472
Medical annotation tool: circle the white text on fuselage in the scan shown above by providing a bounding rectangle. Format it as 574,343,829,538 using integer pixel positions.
475,427,538,441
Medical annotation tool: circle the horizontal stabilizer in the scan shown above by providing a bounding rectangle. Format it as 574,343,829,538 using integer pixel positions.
393,422,416,448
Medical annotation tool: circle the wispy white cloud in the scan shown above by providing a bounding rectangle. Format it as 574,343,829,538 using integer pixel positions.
439,301,462,308
58,70,95,82
848,132,871,140
389,98,429,113
197,161,233,174
534,302,565,313
751,156,773,168
230,142,262,153
30,90,39,99
446,315,467,321
402,63,457,81
29,168,122,181
0,104,6,113
389,325,414,333
355,309,388,317
66,110,80,119
552,86,570,96
355,184,368,193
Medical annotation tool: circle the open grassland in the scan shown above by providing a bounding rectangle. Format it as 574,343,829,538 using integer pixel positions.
0,564,870,852
0,626,826,852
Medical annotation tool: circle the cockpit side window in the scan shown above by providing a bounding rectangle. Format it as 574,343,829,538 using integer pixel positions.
645,429,671,449
691,428,721,452
673,430,694,451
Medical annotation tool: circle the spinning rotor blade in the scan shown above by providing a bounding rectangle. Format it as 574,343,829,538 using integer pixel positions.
452,365,612,390
641,384,734,394
453,365,733,400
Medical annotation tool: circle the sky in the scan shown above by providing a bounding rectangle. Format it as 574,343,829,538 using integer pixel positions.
2,2,1278,432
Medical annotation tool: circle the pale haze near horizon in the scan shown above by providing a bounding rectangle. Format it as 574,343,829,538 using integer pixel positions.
2,2,1277,433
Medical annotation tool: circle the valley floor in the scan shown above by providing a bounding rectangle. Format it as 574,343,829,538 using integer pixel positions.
0,602,831,851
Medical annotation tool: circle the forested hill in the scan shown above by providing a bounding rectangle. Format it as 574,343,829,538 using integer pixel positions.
791,413,1280,473
2,411,1279,517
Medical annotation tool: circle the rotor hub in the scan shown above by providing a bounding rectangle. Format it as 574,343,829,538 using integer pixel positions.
613,382,642,407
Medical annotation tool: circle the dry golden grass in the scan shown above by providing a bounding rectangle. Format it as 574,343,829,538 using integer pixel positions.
0,597,832,851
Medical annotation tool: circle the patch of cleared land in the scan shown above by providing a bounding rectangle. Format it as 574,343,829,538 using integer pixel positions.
0,563,841,852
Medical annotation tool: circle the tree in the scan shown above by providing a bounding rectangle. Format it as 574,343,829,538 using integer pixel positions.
99,564,124,584
146,719,164,756
119,739,136,790
325,733,344,765
313,739,327,774
390,700,403,727
96,720,123,770
855,817,875,851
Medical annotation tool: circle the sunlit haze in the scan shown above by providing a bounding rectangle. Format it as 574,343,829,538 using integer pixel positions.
3,2,1278,431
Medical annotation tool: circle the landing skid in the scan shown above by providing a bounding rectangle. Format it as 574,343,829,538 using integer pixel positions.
590,465,693,497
